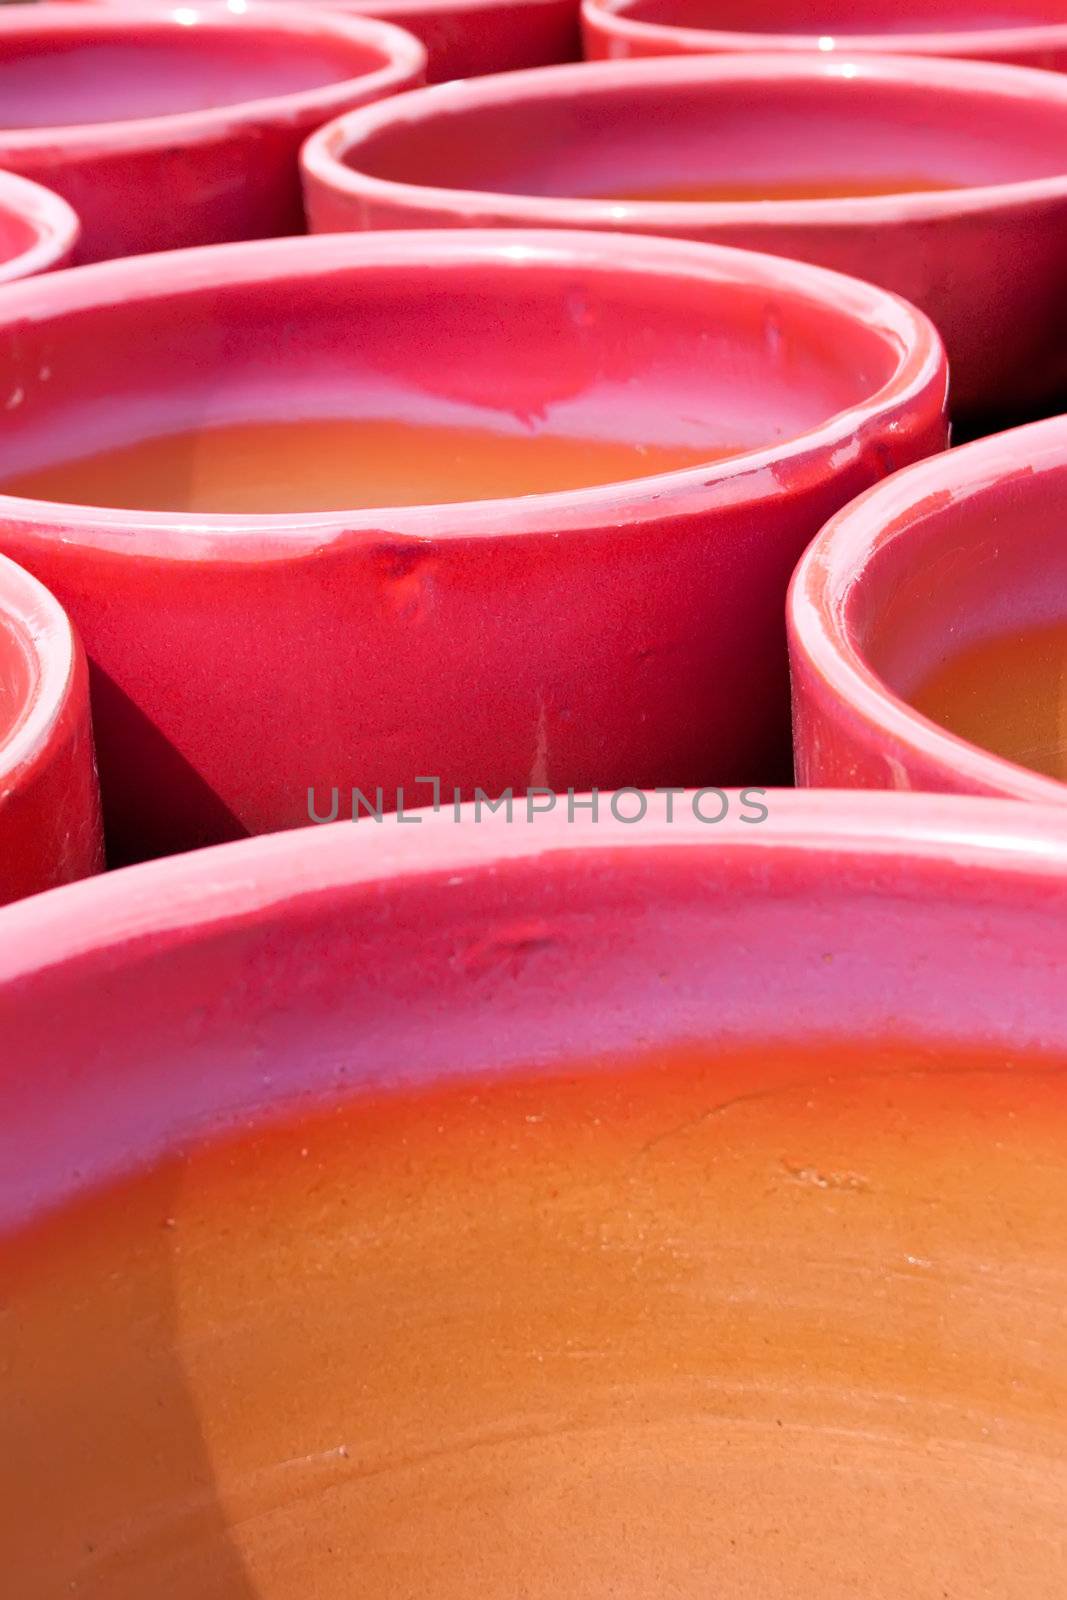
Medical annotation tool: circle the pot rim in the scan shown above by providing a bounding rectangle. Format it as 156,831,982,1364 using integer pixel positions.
0,227,946,560
0,551,78,790
582,0,1067,62
303,51,1067,230
81,0,571,14
268,0,571,13
0,3,426,157
0,169,79,283
788,412,1067,804
1,789,1065,983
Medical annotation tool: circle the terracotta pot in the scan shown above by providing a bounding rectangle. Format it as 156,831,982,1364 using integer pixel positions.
582,0,1067,71
789,414,1067,803
0,552,103,905
67,0,581,85
0,3,425,262
0,168,79,282
1,791,1066,1596
302,52,1067,421
0,229,945,864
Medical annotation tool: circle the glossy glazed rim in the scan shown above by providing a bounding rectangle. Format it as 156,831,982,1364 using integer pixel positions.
79,0,572,18
0,552,79,792
1,789,1065,983
0,228,946,560
581,0,1067,62
788,414,1067,804
0,170,79,284
304,51,1067,231
0,4,426,156
258,0,568,15
350,0,571,15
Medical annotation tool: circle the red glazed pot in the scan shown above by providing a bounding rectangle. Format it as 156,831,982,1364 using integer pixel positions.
0,168,79,282
1,791,1067,1595
0,4,425,263
789,414,1067,803
0,230,945,864
0,552,103,905
70,0,581,85
302,52,1067,421
582,0,1067,70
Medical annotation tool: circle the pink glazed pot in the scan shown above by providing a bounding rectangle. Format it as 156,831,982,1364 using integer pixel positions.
303,52,1067,421
0,552,103,905
0,4,425,262
1,792,1067,1595
0,168,79,282
0,230,945,864
789,415,1067,802
582,0,1067,71
70,0,581,85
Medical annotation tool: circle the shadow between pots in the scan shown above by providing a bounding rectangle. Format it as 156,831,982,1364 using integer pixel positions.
89,664,249,866
950,388,1067,447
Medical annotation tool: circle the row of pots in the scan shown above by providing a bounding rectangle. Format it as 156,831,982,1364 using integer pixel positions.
581,0,1067,70
2,221,1065,898
3,11,1066,1588
0,13,1065,420
51,0,1067,77
0,15,1063,901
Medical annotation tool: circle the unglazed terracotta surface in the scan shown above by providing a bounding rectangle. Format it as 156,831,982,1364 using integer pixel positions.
582,0,1067,70
908,619,1067,784
0,231,946,862
597,174,969,201
0,416,730,513
0,553,103,904
302,52,1067,419
1,793,1066,1596
0,5,425,261
7,1041,1067,1598
70,0,581,85
789,413,1067,802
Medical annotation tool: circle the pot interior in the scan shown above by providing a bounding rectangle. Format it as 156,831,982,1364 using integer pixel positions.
0,24,389,129
607,0,1067,35
2,824,1066,1595
848,456,1067,784
340,71,1067,201
0,253,901,513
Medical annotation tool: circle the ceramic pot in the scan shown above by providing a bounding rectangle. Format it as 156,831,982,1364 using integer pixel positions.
1,790,1066,1595
582,0,1067,72
67,0,581,85
0,3,425,262
0,551,103,904
302,51,1067,420
0,167,79,282
789,413,1067,802
0,229,945,862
